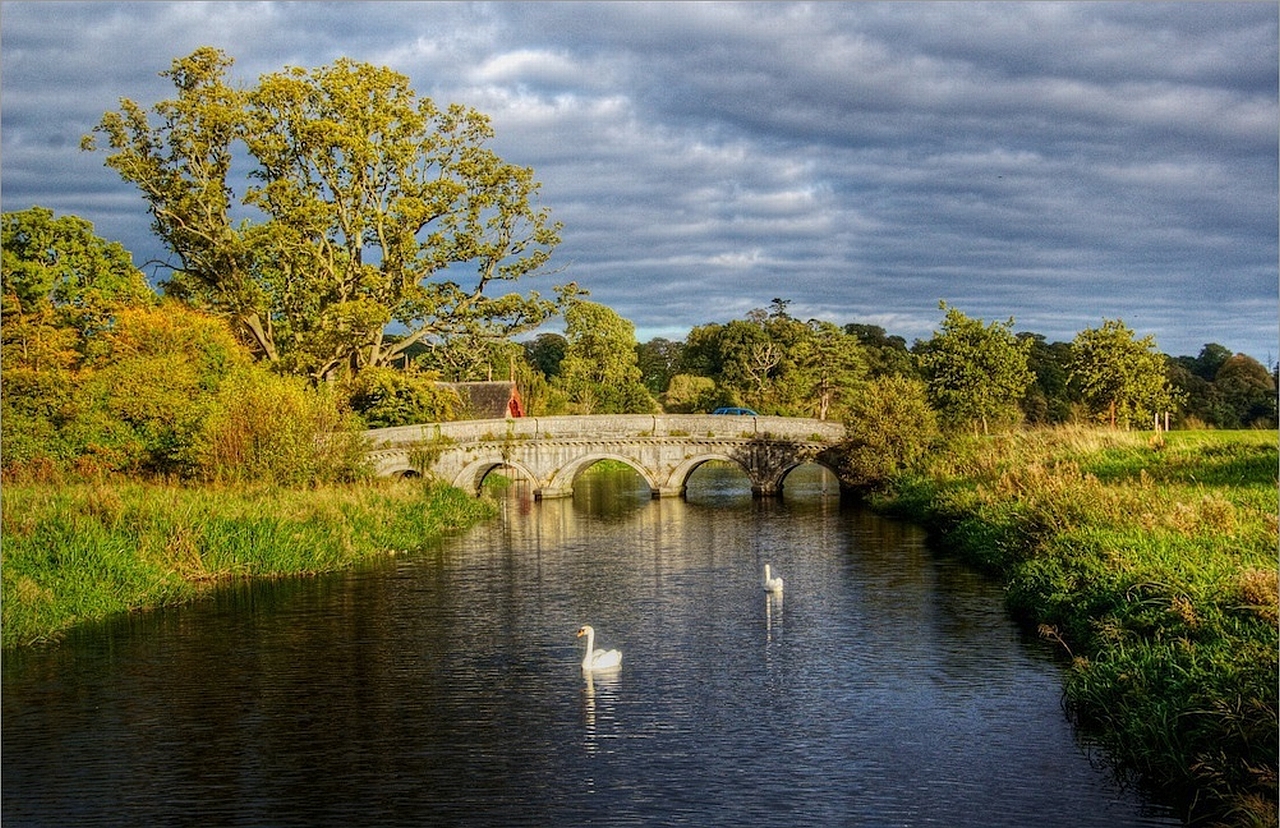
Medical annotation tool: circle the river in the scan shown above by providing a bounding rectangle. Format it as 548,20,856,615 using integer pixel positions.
1,463,1179,826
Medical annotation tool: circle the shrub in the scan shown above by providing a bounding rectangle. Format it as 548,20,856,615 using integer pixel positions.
838,375,939,491
191,367,370,485
342,366,459,428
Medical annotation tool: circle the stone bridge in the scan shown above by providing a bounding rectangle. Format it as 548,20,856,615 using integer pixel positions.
364,414,847,499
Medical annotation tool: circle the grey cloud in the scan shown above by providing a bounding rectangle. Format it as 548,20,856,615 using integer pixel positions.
1,1,1275,361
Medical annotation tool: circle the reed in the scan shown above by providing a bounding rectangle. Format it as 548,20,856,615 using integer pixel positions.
1,479,495,649
877,428,1278,827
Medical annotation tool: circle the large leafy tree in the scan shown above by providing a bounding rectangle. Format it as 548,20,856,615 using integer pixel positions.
83,48,562,383
1214,353,1277,428
2,206,156,344
1069,319,1178,429
838,375,938,491
917,302,1033,433
2,207,159,475
793,319,867,421
555,298,656,414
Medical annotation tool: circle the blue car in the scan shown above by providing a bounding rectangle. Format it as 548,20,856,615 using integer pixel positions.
712,406,758,416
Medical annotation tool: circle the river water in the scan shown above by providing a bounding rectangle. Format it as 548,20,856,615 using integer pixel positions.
2,464,1179,827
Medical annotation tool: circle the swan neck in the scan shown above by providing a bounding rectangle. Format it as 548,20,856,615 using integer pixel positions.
581,628,595,669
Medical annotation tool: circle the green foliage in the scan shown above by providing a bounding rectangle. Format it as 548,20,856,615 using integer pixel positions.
1,206,162,476
1,480,496,648
1070,319,1179,429
1,206,155,328
844,323,917,379
1214,353,1277,428
524,332,567,379
918,302,1033,433
877,429,1278,825
661,373,719,413
189,367,370,486
83,47,563,382
673,300,866,418
342,366,460,428
1,268,250,478
1018,333,1074,425
791,319,867,420
554,298,657,413
838,375,939,490
636,337,683,394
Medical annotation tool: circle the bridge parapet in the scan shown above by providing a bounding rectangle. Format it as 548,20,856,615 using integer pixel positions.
364,414,847,498
366,414,843,444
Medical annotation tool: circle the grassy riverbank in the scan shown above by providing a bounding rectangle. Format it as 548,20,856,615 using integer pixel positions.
873,428,1278,827
1,479,496,649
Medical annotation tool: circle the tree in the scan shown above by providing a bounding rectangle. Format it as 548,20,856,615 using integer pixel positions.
838,375,939,491
76,302,251,475
1,207,162,477
2,206,156,344
636,337,683,395
1191,343,1234,381
1069,319,1177,429
793,320,866,420
83,48,562,383
845,323,916,379
1215,353,1277,428
341,366,459,428
1019,333,1073,425
525,332,567,380
917,303,1033,434
554,299,656,414
661,374,718,413
718,316,785,409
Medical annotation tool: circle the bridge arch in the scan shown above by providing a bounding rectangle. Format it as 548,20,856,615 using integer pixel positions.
540,452,660,499
768,459,843,497
450,457,540,493
663,453,755,496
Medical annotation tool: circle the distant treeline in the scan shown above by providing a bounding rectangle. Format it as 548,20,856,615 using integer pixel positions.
3,204,1274,485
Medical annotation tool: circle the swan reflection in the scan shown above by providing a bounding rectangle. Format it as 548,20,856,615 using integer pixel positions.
765,589,783,644
582,668,621,755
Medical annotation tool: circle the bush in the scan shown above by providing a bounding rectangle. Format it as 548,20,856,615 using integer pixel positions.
341,366,460,428
191,367,371,485
661,373,718,413
838,375,939,491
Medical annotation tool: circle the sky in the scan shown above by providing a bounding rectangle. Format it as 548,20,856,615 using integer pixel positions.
2,2,1277,362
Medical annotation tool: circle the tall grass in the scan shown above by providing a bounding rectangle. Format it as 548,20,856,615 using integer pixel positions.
877,428,1278,827
1,479,495,649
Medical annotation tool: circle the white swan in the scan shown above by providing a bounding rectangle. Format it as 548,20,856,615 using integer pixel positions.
576,625,622,671
762,563,784,593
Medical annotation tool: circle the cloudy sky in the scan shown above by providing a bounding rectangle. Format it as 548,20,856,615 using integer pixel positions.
2,2,1277,361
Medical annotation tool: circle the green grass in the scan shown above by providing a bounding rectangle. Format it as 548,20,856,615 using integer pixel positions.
1,478,496,649
876,428,1278,827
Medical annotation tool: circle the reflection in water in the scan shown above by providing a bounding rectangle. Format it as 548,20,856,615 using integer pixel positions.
765,589,783,643
1,463,1179,827
582,668,621,757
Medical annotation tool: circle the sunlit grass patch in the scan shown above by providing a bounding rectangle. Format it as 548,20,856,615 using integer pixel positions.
1,479,495,648
877,428,1278,826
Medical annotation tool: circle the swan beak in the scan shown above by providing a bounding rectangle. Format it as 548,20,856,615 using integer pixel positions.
576,628,585,638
